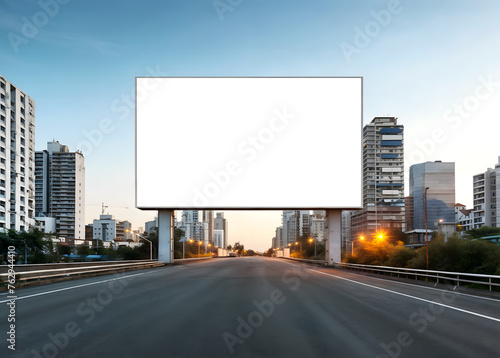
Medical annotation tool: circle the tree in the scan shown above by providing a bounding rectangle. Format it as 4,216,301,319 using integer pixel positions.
173,228,185,259
17,229,47,264
0,230,17,264
263,248,274,257
233,242,244,256
464,226,500,240
77,245,92,256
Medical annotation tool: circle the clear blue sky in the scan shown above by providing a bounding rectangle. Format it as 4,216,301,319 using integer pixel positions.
1,0,500,251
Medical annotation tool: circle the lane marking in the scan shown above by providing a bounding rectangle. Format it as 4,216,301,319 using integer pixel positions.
308,268,500,323
276,259,500,303
0,272,146,303
329,268,500,303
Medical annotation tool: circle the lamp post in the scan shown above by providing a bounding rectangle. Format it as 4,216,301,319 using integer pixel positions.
309,238,316,257
198,240,202,257
295,241,302,256
139,235,153,260
424,187,429,270
187,239,194,258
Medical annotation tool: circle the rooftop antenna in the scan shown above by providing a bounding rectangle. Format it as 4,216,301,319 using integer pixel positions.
102,202,108,215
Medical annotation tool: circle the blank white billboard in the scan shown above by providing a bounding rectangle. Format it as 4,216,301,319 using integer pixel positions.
136,77,362,210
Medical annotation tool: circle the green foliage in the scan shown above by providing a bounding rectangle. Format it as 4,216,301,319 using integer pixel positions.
343,231,500,274
77,245,92,256
117,246,141,260
233,242,244,256
263,248,274,257
464,226,500,240
385,242,417,267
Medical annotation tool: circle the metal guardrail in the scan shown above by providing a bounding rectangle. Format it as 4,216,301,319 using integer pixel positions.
0,259,157,273
0,260,164,286
280,257,326,265
175,257,213,263
334,262,500,292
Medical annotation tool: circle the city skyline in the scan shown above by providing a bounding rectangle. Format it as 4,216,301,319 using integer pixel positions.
1,1,500,251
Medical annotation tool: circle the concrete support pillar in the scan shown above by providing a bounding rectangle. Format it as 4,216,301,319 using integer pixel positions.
325,209,342,265
158,210,174,263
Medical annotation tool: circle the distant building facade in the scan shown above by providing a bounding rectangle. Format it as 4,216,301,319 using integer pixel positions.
455,203,473,233
409,161,455,230
214,212,228,248
35,140,85,242
0,75,36,232
351,117,405,239
473,157,500,228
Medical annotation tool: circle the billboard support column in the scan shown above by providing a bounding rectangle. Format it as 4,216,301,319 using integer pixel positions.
158,210,174,263
325,209,342,265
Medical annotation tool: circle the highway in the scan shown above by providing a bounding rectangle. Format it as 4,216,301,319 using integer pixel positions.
1,257,499,358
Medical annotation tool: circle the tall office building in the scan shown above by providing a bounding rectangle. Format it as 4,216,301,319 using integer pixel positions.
281,210,311,245
35,141,85,242
473,157,500,228
202,210,214,244
0,75,36,232
409,161,455,230
351,117,405,239
214,212,228,248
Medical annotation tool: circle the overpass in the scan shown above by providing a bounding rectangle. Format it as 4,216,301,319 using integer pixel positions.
1,257,498,357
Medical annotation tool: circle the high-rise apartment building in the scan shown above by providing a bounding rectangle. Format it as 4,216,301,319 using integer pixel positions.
0,75,36,232
202,210,214,244
351,117,405,239
35,141,85,242
409,161,455,230
214,212,228,248
473,157,500,228
281,210,311,245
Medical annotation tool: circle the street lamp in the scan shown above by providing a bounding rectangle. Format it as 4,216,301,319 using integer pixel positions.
198,240,202,257
139,234,153,260
308,238,316,257
295,241,302,256
424,187,430,270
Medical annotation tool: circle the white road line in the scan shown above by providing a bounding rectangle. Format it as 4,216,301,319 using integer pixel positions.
277,259,500,303
332,268,500,303
0,272,145,303
309,268,500,323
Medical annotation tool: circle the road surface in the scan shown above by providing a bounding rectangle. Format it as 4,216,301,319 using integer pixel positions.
1,257,499,357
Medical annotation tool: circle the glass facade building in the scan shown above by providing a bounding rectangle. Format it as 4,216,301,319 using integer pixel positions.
409,161,455,230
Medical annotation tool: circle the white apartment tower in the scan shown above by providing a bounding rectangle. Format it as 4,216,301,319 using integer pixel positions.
473,157,500,228
0,75,36,232
35,141,85,242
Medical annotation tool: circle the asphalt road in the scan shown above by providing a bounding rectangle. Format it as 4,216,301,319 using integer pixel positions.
1,257,499,358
